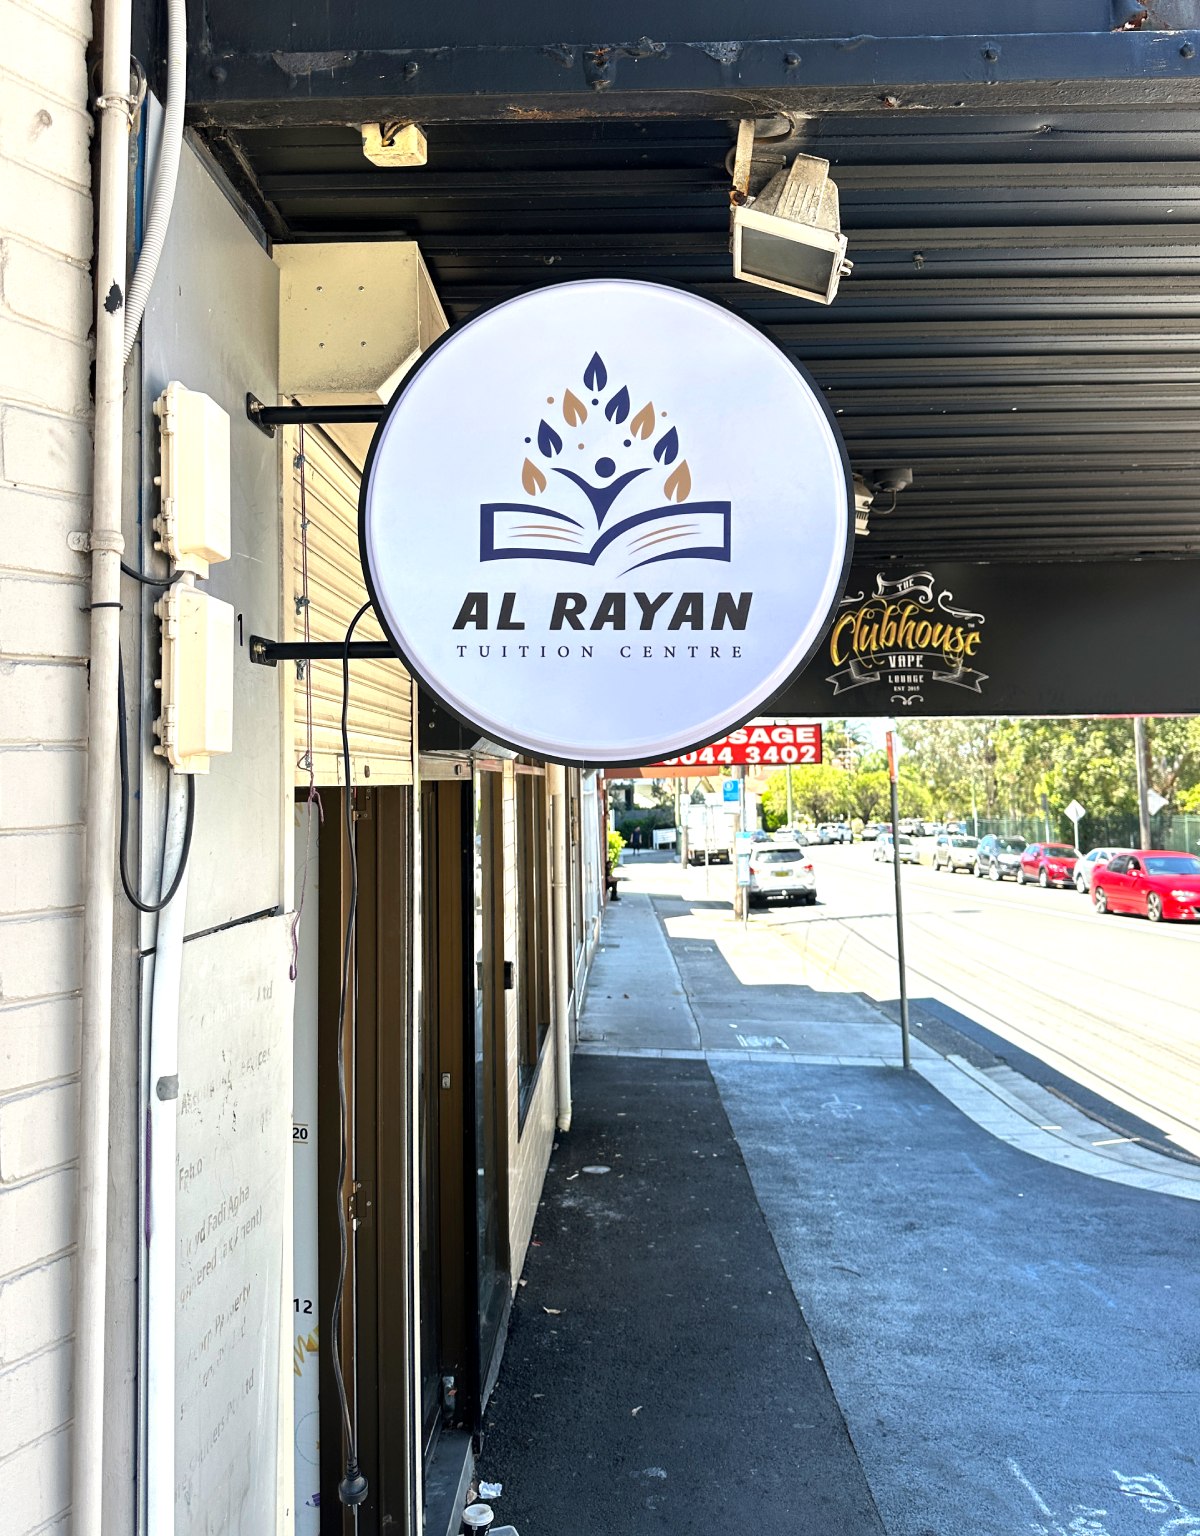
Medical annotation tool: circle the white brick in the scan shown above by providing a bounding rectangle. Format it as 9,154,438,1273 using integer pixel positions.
0,1169,75,1276
0,575,87,661
0,158,90,264
0,661,87,744
0,748,85,828
0,407,92,497
0,1082,78,1183
0,486,90,580
0,1255,72,1366
0,319,90,418
0,238,90,339
0,5,89,106
0,997,79,1093
14,0,90,38
0,830,83,915
0,911,82,1003
0,1423,70,1535
0,74,91,191
0,1342,72,1460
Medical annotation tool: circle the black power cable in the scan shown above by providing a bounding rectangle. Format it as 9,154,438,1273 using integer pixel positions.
117,647,194,913
120,560,177,588
332,601,372,1509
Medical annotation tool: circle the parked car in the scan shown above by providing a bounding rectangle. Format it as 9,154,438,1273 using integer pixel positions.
932,832,980,873
816,821,853,844
874,831,918,864
974,833,1027,880
1092,849,1200,922
1073,846,1127,894
747,842,817,906
862,822,885,841
1017,843,1080,888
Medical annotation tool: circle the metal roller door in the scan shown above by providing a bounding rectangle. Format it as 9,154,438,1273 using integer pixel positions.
287,425,414,786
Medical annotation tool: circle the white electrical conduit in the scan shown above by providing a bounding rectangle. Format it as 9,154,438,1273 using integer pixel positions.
123,0,186,363
549,766,572,1131
76,1,134,1531
145,754,192,1533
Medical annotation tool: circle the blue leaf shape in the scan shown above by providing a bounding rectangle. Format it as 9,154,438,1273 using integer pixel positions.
653,426,679,465
538,419,562,457
584,352,607,391
604,386,630,424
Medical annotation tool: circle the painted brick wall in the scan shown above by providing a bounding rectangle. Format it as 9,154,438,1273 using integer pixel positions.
0,1,94,1530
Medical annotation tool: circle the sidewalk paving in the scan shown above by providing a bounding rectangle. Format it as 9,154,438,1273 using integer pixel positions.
477,857,1200,1535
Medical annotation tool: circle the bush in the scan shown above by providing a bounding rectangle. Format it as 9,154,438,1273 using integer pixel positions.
607,829,625,871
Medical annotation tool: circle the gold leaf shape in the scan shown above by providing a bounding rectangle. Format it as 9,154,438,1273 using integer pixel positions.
562,389,588,427
522,458,547,496
630,401,656,439
664,459,691,502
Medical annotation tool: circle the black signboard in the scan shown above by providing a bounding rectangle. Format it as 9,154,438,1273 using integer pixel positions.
772,561,1200,718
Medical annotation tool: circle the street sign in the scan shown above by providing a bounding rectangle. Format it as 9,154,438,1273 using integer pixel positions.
1148,789,1168,816
1065,798,1086,825
659,722,823,769
723,779,740,803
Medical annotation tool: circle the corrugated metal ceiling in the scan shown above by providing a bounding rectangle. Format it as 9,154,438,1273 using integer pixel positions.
201,109,1200,562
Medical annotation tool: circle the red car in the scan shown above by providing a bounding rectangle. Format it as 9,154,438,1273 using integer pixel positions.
1017,843,1079,888
1092,849,1200,922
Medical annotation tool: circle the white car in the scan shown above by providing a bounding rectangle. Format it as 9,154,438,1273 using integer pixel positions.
1074,846,1129,894
932,833,980,872
874,831,918,864
747,842,817,905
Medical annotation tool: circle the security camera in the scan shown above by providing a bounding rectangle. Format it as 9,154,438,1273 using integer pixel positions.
731,145,853,305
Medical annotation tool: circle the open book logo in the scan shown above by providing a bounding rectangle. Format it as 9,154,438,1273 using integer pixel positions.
480,352,732,574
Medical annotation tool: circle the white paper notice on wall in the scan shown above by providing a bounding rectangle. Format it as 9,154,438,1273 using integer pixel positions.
175,915,290,1534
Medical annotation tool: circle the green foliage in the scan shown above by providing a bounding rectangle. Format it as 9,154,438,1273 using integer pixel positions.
607,829,625,871
754,716,1200,833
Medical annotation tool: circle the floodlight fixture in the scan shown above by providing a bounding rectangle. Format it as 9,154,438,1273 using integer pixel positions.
730,121,853,305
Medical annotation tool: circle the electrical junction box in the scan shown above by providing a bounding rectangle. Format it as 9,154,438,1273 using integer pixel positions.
154,586,235,774
153,382,231,576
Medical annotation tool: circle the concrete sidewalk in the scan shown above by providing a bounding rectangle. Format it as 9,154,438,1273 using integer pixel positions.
476,858,1200,1536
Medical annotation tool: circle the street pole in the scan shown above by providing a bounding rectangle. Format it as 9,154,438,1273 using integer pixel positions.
1133,716,1152,850
886,730,912,1071
786,764,794,830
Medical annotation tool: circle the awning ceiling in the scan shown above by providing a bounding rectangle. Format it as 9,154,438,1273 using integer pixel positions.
182,11,1200,565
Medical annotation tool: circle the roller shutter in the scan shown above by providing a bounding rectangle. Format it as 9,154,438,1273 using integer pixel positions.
287,425,414,786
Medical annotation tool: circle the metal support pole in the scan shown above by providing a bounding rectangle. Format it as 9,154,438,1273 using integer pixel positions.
886,731,912,1071
1134,716,1152,850
785,764,794,830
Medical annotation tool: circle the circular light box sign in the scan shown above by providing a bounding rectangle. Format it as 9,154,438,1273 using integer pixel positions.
360,279,853,766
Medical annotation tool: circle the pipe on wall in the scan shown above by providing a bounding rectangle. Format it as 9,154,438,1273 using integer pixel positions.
75,1,135,1530
548,765,572,1132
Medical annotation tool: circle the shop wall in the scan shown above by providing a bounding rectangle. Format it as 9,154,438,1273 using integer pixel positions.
137,137,290,1533
502,764,559,1280
0,3,93,1529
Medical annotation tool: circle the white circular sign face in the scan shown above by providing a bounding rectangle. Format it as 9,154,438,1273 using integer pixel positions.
360,280,852,765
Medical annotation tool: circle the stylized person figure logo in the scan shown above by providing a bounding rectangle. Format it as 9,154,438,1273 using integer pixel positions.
481,352,732,573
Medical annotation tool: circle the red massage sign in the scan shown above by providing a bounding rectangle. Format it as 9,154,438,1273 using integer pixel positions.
657,722,823,769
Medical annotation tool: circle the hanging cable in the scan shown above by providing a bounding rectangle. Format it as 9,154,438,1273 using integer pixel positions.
120,560,180,588
332,600,373,1509
117,648,194,913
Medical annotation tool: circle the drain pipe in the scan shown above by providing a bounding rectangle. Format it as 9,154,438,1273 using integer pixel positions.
75,0,134,1530
146,763,191,1534
548,765,572,1131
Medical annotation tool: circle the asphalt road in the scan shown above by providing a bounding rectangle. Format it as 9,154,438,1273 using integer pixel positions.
755,842,1200,1158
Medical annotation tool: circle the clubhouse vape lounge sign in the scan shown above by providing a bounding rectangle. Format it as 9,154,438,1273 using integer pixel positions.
361,280,853,764
828,569,988,707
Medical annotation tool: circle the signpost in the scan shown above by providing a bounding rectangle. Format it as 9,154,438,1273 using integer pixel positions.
722,778,740,803
886,729,911,1072
1148,789,1168,817
1065,798,1086,844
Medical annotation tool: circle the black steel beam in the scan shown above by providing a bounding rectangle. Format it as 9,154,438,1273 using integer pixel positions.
187,27,1200,128
249,636,396,666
